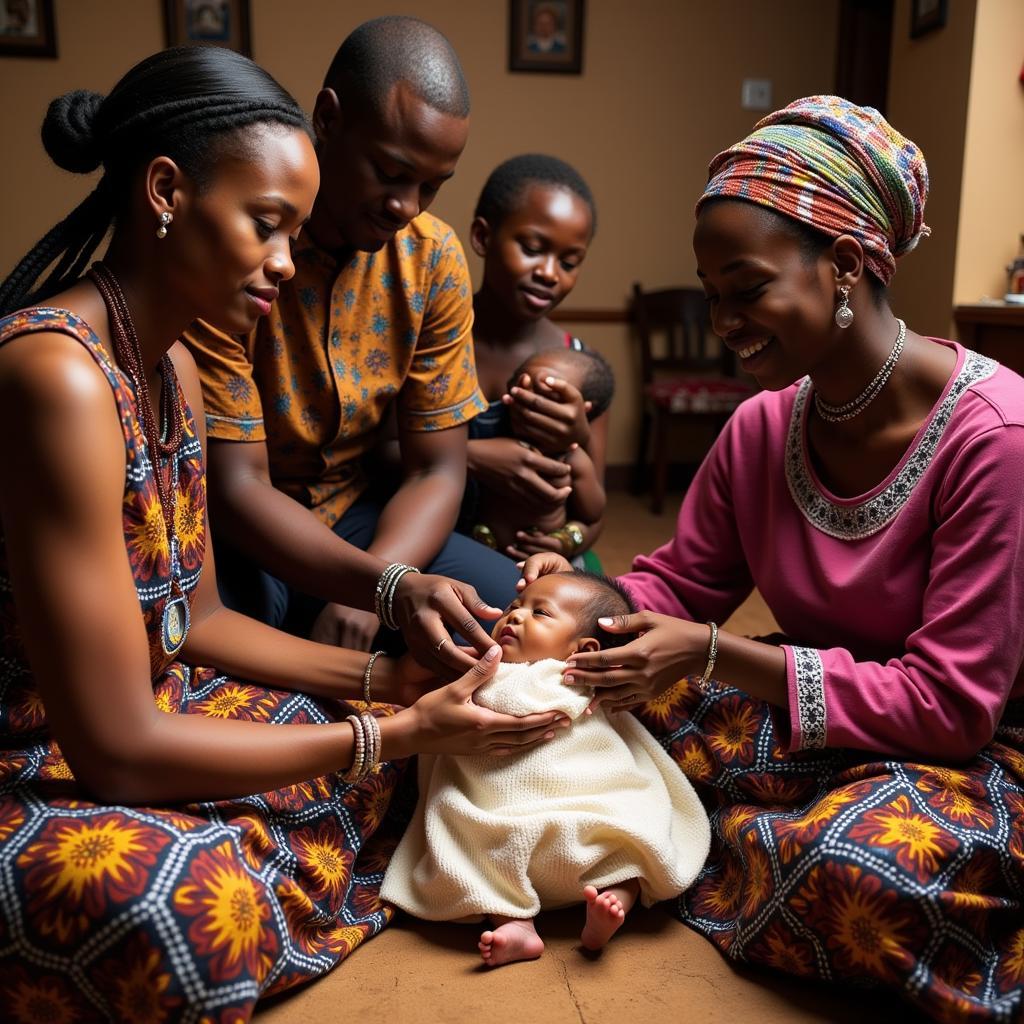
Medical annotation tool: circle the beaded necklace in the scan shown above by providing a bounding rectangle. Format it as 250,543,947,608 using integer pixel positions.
88,261,190,656
813,318,906,424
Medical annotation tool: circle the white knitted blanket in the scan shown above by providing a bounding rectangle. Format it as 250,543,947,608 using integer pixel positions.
381,659,711,919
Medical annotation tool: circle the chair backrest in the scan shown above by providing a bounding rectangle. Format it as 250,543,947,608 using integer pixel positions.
630,283,736,383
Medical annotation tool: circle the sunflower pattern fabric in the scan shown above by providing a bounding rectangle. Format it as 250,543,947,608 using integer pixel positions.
635,676,1024,1022
0,309,411,1022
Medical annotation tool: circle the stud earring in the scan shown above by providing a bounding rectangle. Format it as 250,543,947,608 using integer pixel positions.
156,211,172,239
834,284,854,329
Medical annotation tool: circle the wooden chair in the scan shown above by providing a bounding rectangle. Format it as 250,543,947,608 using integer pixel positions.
631,283,756,513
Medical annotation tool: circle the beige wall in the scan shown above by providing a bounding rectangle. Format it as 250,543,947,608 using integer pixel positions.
952,0,1024,305
885,0,977,338
0,0,840,466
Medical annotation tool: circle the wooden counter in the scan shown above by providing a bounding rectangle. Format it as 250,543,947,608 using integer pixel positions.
954,303,1024,376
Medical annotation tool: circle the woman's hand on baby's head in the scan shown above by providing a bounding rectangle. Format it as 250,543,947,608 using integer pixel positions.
516,552,573,590
562,611,707,713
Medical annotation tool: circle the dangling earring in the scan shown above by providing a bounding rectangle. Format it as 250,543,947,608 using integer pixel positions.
834,284,854,329
156,211,172,239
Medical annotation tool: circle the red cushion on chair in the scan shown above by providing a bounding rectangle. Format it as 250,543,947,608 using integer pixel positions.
645,376,755,414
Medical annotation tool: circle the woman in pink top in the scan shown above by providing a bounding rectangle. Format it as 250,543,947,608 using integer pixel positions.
522,97,1024,1020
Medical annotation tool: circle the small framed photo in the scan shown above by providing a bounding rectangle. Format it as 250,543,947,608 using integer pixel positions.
909,0,948,39
508,0,585,75
0,0,56,59
163,0,251,57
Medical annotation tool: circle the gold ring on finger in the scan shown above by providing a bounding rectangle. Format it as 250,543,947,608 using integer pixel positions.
435,636,449,653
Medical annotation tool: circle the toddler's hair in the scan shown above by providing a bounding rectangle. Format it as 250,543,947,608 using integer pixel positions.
512,347,614,419
564,569,636,649
474,153,596,235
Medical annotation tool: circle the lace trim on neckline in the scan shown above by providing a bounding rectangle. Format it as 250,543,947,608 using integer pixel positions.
785,349,998,540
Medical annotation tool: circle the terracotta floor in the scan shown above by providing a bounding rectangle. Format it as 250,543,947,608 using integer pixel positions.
255,491,919,1023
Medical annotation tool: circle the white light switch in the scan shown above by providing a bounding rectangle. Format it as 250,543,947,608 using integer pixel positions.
741,79,773,111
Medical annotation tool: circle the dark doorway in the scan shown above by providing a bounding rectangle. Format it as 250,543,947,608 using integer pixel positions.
835,0,894,113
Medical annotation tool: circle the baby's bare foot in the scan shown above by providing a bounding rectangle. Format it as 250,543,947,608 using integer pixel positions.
580,885,627,950
478,921,545,967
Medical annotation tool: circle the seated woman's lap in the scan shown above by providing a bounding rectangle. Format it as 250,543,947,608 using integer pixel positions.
0,663,414,1018
635,680,1024,1019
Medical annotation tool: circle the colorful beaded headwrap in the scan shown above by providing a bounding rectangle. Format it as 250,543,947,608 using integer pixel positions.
696,95,930,286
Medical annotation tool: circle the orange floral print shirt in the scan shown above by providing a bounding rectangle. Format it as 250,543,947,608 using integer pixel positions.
184,211,486,527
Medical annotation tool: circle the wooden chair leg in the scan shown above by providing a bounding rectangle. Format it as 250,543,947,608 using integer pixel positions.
651,407,668,515
632,408,651,494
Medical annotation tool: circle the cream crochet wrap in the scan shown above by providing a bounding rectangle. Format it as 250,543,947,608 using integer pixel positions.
381,659,711,920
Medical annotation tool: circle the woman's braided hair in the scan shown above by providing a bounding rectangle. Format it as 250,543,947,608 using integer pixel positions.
0,45,311,316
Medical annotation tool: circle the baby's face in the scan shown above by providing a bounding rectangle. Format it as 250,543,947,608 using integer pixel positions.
492,574,592,663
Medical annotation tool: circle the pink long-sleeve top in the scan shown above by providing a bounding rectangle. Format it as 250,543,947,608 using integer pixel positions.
621,342,1024,761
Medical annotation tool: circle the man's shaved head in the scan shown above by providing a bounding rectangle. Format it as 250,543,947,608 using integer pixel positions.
324,16,470,119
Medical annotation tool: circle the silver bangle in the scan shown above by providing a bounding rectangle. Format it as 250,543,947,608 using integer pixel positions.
363,650,384,708
699,621,719,689
374,563,421,631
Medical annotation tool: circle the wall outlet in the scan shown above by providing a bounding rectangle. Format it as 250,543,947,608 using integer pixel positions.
741,79,773,111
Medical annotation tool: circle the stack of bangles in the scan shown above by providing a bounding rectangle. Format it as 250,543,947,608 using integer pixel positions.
342,711,381,784
374,562,420,631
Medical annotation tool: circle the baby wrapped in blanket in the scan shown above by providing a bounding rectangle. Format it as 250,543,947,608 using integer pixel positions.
381,570,710,966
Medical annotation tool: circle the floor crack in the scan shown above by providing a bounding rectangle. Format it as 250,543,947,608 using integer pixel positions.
550,948,586,1024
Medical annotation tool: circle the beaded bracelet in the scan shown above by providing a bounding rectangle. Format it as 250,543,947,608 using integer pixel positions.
363,712,381,775
699,621,719,690
342,714,366,783
363,650,385,708
342,712,383,783
374,563,421,631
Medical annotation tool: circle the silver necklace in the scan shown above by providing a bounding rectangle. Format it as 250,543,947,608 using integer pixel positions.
814,318,906,424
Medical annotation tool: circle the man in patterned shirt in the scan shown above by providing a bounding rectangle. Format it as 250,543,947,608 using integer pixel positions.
184,17,526,674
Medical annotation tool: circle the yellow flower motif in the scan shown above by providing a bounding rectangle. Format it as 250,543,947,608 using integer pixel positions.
174,487,205,551
705,699,759,762
7,975,76,1024
40,757,73,781
292,828,352,901
830,873,911,977
154,688,175,714
323,924,368,956
129,496,168,564
720,805,758,846
28,819,150,904
1000,928,1024,989
175,855,268,977
695,860,744,919
642,680,688,728
755,925,814,977
236,814,274,871
195,684,274,720
741,845,772,917
677,737,713,782
849,795,956,881
110,944,174,1024
916,766,971,795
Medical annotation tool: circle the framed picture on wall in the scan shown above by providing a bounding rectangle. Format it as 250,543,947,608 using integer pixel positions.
508,0,585,75
909,0,948,39
164,0,251,56
0,0,56,58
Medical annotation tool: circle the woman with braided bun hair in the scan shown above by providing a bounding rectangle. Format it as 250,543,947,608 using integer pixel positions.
520,96,1024,1019
0,46,567,1020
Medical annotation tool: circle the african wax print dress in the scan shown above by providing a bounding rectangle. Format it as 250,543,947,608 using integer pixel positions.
635,685,1024,1021
0,309,411,1023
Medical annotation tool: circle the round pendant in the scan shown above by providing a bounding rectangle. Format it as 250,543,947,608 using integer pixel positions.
161,595,190,657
